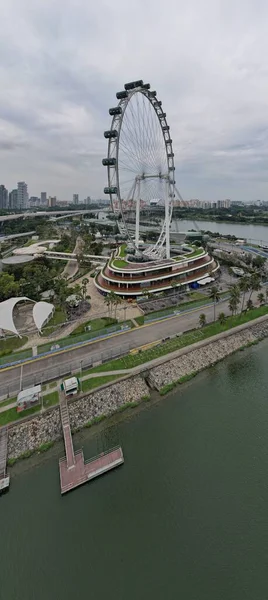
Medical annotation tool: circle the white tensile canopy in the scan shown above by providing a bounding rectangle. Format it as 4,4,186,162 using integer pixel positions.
0,297,54,337
32,301,54,332
0,297,32,337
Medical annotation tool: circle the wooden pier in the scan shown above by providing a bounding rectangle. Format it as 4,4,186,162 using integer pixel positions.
0,427,10,493
59,393,124,494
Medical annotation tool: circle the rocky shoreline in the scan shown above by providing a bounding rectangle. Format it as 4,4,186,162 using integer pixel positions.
6,318,268,462
149,320,268,392
7,376,149,460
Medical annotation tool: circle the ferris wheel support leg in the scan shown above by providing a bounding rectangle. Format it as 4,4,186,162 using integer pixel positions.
135,179,140,249
165,179,170,259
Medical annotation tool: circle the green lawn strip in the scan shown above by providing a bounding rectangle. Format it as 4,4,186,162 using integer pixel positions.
42,391,59,408
137,292,229,325
0,396,16,408
173,248,204,261
0,347,32,366
0,404,40,427
87,305,268,374
38,320,133,354
42,308,66,336
112,259,128,268
0,335,28,356
70,316,117,336
118,243,127,257
81,374,123,392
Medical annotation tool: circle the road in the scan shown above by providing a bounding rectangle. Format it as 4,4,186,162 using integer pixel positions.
0,295,248,395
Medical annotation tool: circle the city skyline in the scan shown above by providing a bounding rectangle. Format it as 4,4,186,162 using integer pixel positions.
1,0,268,202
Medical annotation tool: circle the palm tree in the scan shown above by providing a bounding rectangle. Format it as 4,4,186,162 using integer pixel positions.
81,277,89,300
114,295,122,319
229,296,239,316
218,312,226,325
239,275,250,314
248,273,261,303
258,292,265,306
104,293,112,317
246,298,254,311
199,313,206,327
209,285,220,321
109,291,118,318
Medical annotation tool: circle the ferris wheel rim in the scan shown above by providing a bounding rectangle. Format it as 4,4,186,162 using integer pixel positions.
104,84,175,253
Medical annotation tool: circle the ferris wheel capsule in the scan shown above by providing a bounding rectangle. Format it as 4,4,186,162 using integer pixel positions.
102,81,175,259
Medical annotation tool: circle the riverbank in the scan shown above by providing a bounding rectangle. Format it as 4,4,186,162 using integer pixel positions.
5,314,268,464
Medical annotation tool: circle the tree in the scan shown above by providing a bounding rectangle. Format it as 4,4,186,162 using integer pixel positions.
218,312,226,325
209,285,220,321
239,275,250,314
81,278,89,300
248,273,261,302
109,291,118,318
258,292,265,305
252,255,265,270
246,298,254,311
229,296,239,316
199,313,206,327
114,295,122,319
104,293,112,316
0,272,20,301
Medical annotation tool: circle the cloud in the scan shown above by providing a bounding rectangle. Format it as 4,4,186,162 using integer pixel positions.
0,0,268,201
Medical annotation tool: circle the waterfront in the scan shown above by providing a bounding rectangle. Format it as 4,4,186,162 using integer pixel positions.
171,218,268,244
1,341,268,599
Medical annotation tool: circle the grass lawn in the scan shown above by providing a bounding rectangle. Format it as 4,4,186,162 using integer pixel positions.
86,305,268,374
174,248,204,261
112,259,128,268
0,404,40,427
43,391,59,408
0,335,28,355
38,319,134,354
81,374,122,392
119,243,127,257
42,308,66,336
70,316,117,336
0,396,16,408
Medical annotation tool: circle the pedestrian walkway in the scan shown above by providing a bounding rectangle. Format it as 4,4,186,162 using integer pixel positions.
0,427,9,492
59,391,124,494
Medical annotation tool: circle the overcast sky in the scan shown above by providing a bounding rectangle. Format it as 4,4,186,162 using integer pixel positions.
0,0,268,202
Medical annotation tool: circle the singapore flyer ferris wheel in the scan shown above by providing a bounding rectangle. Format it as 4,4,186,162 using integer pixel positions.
103,80,176,259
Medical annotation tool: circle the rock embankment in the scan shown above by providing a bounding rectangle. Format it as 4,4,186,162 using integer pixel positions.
68,375,149,430
7,375,149,459
149,321,268,391
8,409,62,459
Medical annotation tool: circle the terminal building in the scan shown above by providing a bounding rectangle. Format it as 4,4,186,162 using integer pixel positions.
95,245,219,298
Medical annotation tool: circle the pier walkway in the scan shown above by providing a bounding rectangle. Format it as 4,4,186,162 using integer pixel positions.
0,427,10,492
59,393,124,494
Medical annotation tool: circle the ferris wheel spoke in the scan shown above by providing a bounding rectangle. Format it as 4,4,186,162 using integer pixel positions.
104,82,175,257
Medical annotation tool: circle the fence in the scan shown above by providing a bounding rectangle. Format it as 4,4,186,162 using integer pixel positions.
0,342,131,401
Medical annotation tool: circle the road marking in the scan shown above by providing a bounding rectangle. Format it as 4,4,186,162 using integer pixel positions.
0,301,227,374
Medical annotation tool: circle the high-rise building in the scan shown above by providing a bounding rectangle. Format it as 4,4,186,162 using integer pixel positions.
17,182,28,210
41,192,47,205
29,196,40,206
73,194,79,205
0,185,8,210
9,189,18,209
48,196,57,207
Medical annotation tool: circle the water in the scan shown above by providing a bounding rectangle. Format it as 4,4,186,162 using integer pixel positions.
171,218,268,244
2,341,268,600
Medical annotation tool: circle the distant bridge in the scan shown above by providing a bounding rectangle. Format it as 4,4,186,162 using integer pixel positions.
0,209,107,223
